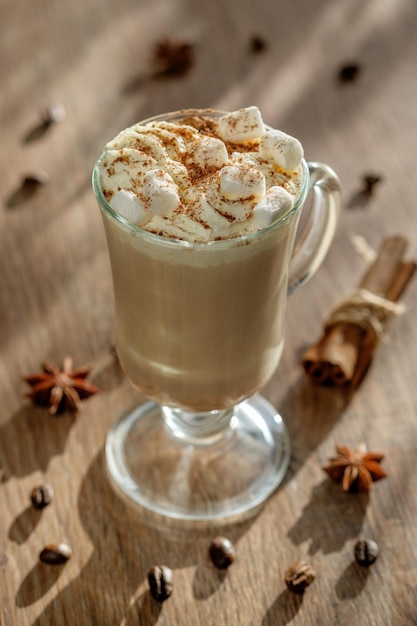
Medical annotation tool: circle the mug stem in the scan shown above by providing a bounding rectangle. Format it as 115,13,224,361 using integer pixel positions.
161,405,235,445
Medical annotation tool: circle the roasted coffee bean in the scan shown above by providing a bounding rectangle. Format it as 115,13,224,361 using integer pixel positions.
39,543,72,565
42,103,66,126
7,171,49,207
250,35,268,54
354,538,379,566
22,171,50,189
209,536,235,569
338,62,361,83
23,103,65,143
30,483,54,509
148,565,173,602
363,174,383,194
284,561,316,594
153,39,195,78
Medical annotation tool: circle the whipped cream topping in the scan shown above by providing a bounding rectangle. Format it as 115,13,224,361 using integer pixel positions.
99,107,304,242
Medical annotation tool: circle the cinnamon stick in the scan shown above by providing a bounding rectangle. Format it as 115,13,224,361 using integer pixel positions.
302,236,416,388
359,235,408,296
385,260,417,301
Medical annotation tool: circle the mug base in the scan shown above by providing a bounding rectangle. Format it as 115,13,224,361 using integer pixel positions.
105,394,290,522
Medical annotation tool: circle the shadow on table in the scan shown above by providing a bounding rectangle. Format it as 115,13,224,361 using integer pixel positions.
262,589,304,626
0,405,75,484
10,376,356,623
4,351,123,547
18,449,258,626
0,349,123,487
267,375,369,554
335,561,370,600
266,374,354,482
8,506,43,545
262,562,370,625
260,377,370,623
287,480,369,555
1,404,75,547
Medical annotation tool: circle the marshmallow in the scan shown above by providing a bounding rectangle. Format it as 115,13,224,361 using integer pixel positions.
191,136,229,170
100,112,305,242
143,169,181,216
101,149,158,190
252,186,294,228
218,106,265,143
109,189,150,225
259,130,304,171
219,165,266,200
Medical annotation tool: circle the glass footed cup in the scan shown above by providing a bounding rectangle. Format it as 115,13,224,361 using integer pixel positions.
92,109,341,521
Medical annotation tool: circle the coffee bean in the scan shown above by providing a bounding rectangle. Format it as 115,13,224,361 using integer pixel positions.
39,543,72,565
153,40,195,78
30,483,54,510
23,103,65,143
354,538,379,566
209,536,235,570
148,565,173,602
6,171,49,207
22,171,50,189
249,35,268,54
338,62,361,83
284,561,316,594
363,173,383,195
42,103,66,126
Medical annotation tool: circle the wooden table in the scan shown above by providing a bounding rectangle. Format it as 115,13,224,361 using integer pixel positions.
1,0,417,624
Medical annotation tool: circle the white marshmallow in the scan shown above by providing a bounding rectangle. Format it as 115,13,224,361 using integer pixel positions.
259,130,304,171
252,186,294,228
109,189,150,225
218,106,265,143
101,148,158,192
143,169,181,216
219,165,266,200
191,136,229,170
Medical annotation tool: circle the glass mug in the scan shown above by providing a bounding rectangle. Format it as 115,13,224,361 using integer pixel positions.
92,109,341,521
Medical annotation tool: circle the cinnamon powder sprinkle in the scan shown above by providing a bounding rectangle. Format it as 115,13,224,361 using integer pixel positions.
178,116,220,137
195,217,211,230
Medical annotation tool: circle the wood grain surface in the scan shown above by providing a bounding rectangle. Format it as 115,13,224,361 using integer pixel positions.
1,0,417,624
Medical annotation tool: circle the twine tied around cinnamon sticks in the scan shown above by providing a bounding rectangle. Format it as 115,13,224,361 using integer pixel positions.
326,287,406,344
302,236,416,388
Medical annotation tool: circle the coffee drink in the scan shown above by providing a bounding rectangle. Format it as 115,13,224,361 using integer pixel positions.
95,107,307,411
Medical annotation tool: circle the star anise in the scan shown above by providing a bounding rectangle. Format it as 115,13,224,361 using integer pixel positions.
24,357,100,415
323,443,387,492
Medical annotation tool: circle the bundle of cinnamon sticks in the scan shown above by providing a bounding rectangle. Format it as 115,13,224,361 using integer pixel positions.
302,236,416,387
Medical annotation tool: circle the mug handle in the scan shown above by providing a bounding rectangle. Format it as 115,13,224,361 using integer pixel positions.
288,161,341,294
